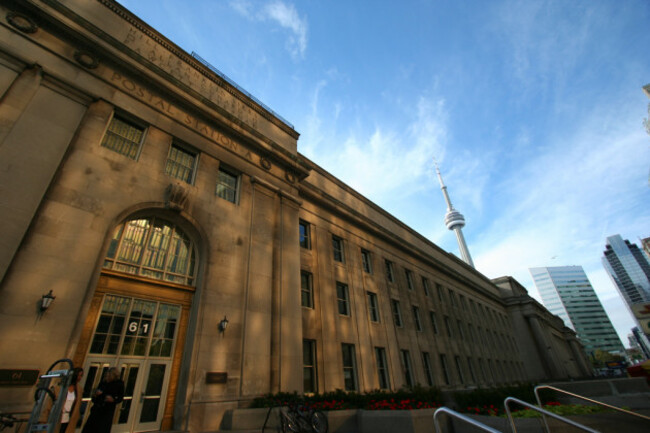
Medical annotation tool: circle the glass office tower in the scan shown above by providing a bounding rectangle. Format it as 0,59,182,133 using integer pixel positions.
530,266,624,354
602,235,650,307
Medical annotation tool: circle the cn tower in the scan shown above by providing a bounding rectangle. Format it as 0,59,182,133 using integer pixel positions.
434,160,475,268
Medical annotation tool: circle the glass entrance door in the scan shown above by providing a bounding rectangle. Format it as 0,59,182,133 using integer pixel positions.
79,295,181,432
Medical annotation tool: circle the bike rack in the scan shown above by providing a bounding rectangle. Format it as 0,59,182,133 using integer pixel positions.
433,407,503,433
504,396,598,433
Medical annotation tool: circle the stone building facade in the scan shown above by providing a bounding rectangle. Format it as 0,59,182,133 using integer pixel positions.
0,1,591,432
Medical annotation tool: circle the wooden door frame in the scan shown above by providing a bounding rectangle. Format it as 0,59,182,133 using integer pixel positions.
73,270,194,431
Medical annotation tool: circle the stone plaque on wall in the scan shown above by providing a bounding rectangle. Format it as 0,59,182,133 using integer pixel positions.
205,372,228,384
0,369,39,386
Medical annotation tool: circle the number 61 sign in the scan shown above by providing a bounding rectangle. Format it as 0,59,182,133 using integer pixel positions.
127,320,150,335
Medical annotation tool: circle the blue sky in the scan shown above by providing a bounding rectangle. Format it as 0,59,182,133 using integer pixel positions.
118,0,650,346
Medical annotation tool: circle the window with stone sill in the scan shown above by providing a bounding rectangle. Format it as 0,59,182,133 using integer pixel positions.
332,235,345,263
216,166,240,203
101,114,145,160
165,143,198,184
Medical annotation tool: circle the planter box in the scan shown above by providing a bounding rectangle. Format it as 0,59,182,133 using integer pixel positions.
220,406,650,433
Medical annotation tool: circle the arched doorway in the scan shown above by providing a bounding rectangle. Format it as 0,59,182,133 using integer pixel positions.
74,216,199,432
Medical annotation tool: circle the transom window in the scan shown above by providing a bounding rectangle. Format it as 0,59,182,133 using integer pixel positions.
89,295,180,358
216,167,239,203
101,115,145,159
104,217,196,286
165,143,197,184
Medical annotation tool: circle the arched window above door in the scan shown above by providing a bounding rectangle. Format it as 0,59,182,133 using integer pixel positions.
103,217,196,286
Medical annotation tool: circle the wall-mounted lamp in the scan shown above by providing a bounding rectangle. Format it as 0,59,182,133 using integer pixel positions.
40,290,55,312
218,316,229,333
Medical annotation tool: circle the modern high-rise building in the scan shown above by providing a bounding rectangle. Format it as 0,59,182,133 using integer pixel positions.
602,235,650,308
529,266,625,354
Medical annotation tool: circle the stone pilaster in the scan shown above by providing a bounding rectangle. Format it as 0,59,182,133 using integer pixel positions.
0,64,43,147
0,77,90,283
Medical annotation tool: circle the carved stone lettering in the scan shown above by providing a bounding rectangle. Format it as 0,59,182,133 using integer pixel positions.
121,25,258,129
107,71,243,157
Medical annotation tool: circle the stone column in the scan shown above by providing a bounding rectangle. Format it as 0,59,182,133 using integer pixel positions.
526,315,561,379
568,338,592,377
0,64,43,147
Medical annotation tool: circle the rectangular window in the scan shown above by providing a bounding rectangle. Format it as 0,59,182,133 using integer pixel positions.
366,292,379,322
440,354,450,385
422,277,430,296
467,357,477,384
436,283,444,302
444,316,453,338
216,166,239,203
101,115,145,159
341,344,357,391
361,249,372,273
448,289,457,307
422,352,434,386
412,306,422,332
299,220,311,249
332,235,344,263
375,347,390,390
165,143,197,184
457,320,465,340
405,269,415,290
455,356,465,384
391,299,403,327
468,324,475,342
459,294,467,310
301,271,313,308
385,259,394,282
478,358,487,383
430,311,439,334
336,282,350,316
401,350,414,387
303,340,317,393
367,292,380,322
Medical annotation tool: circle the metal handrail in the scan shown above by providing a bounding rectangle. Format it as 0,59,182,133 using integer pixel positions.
433,407,502,433
534,385,650,421
504,396,598,433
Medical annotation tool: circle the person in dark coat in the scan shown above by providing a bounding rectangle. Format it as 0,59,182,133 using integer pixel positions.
81,367,124,433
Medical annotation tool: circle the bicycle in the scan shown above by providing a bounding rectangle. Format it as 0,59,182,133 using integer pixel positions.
0,413,28,433
279,404,327,433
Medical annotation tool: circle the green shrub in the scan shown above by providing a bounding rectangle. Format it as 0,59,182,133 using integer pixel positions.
250,386,443,410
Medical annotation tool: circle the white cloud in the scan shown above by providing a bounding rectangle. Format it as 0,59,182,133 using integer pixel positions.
230,0,307,59
470,97,649,345
303,92,448,204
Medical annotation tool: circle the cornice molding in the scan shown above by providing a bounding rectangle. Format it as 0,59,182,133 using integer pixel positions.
298,181,502,302
95,0,299,139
